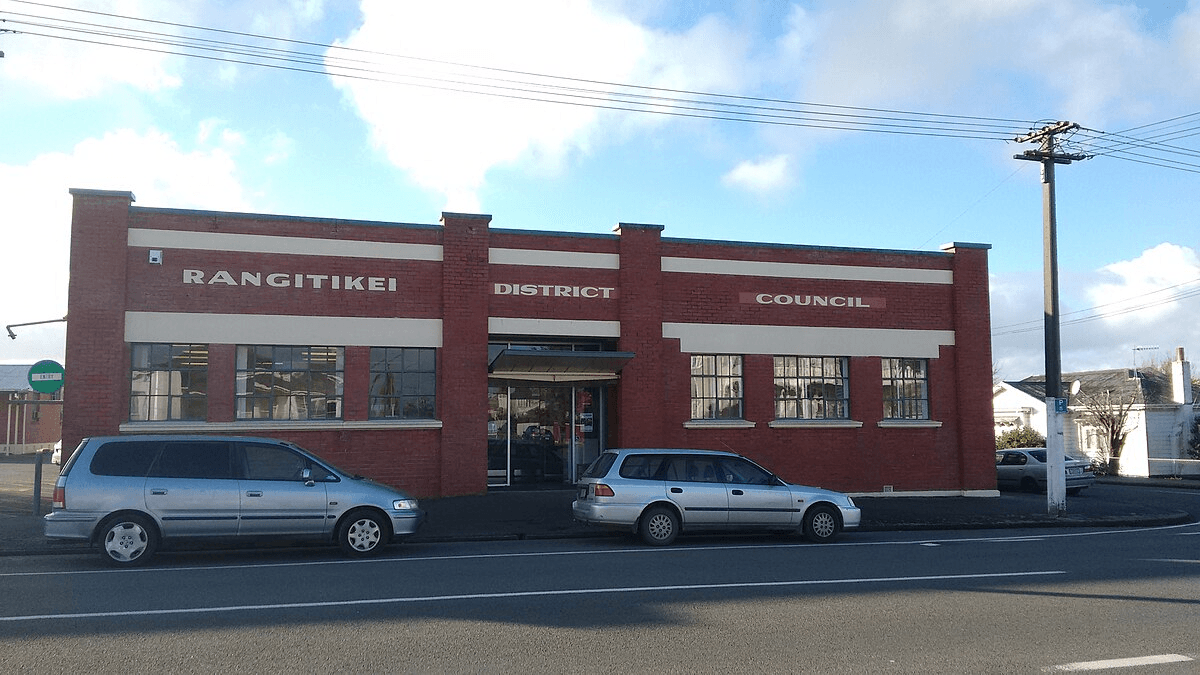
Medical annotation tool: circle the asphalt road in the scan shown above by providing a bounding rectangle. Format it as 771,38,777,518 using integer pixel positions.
2,516,1198,673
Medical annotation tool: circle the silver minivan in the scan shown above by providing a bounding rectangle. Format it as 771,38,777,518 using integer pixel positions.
573,448,860,545
44,435,424,565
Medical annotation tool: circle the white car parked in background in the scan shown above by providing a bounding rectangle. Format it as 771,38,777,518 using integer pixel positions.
995,447,1095,494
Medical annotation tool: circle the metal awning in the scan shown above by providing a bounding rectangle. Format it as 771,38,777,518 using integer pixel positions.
488,349,635,383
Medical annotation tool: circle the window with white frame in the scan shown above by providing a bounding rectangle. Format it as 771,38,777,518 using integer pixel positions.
882,358,929,420
690,354,743,420
130,344,209,421
774,356,850,419
236,345,344,420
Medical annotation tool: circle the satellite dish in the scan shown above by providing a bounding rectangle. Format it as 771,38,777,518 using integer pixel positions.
1069,380,1081,396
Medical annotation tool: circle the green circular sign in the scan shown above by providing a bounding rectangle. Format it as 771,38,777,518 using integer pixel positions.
28,360,65,394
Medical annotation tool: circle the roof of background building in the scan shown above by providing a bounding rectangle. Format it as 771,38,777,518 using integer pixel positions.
1010,368,1198,407
0,365,34,392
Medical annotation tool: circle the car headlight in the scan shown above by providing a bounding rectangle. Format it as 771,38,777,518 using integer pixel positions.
393,499,419,511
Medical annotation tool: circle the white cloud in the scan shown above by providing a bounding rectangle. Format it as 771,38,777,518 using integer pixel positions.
1,0,190,99
329,0,756,212
0,127,252,364
721,155,791,194
263,132,296,165
791,0,1200,124
1087,243,1200,323
0,0,332,97
991,243,1200,380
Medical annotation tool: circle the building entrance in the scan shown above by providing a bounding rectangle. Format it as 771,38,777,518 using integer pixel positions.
487,384,604,488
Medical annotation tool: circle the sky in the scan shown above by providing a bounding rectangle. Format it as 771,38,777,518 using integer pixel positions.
1,0,1198,383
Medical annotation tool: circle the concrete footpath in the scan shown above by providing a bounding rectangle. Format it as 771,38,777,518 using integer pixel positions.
1,452,1195,557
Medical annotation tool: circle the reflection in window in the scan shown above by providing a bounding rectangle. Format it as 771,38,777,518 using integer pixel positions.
129,344,208,421
369,347,436,419
773,356,849,419
690,355,743,420
235,346,344,420
882,358,929,420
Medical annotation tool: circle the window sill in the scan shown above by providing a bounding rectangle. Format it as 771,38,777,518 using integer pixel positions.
876,419,942,429
120,419,444,433
769,419,864,429
682,419,756,430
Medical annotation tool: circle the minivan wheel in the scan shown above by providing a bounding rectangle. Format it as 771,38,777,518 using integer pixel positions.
99,514,158,566
338,509,389,557
638,506,679,546
802,504,841,544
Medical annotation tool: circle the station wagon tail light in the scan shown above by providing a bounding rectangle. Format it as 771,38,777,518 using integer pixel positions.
53,486,65,509
593,484,614,497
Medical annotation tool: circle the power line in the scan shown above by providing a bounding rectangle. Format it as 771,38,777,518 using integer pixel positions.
993,277,1200,336
3,1,1197,170
1,3,1034,141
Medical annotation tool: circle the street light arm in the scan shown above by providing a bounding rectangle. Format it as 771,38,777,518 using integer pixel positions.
5,316,68,339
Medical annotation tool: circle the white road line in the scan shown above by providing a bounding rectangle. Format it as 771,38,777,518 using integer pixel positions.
1045,653,1193,671
0,570,1065,622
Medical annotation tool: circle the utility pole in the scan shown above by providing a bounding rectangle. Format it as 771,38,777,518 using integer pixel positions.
1014,121,1087,516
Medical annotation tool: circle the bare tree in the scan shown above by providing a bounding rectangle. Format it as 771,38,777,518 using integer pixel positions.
1075,388,1138,472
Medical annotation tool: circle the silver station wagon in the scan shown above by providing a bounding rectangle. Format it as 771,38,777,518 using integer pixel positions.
44,435,424,566
573,448,860,545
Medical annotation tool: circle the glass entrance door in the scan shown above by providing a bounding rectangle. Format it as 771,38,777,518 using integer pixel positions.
488,385,604,487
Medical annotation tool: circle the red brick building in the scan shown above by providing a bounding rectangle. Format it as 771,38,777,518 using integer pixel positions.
2,365,62,454
63,188,995,497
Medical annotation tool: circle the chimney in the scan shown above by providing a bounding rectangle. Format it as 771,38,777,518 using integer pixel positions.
1171,347,1192,405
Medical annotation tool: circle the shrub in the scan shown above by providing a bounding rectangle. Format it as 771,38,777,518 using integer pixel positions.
996,427,1046,450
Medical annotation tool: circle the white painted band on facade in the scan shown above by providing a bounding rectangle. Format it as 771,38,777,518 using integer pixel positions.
488,317,621,338
662,322,954,358
489,248,619,269
662,256,953,284
128,228,443,261
125,312,443,348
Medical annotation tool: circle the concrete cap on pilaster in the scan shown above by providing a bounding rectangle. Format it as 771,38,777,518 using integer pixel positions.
68,188,136,202
613,222,666,234
940,242,991,252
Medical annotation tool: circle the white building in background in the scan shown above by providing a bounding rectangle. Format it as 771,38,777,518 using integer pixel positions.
993,347,1199,477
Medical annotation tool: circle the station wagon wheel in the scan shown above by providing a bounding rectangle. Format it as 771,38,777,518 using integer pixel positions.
99,514,159,566
802,504,841,544
338,509,389,557
639,506,679,546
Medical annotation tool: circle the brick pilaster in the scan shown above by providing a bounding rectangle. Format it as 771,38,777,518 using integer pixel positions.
941,242,995,490
614,223,670,447
439,212,492,495
63,189,135,448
